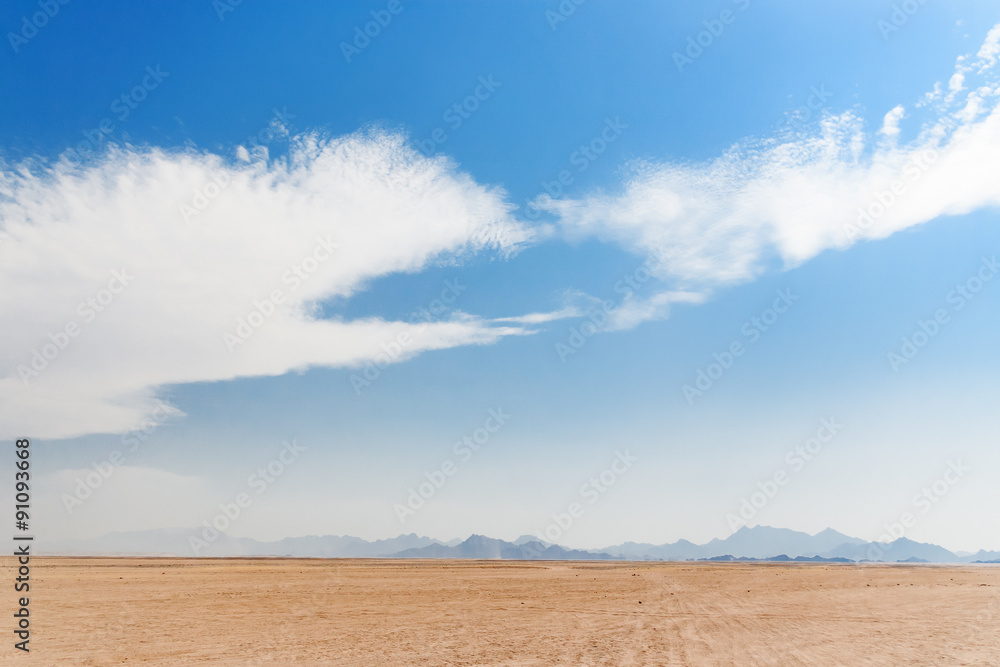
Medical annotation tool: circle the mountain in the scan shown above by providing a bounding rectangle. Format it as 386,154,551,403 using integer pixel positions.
601,526,865,560
821,537,960,563
40,526,985,563
813,528,868,551
700,554,853,563
42,530,445,558
960,549,1000,563
697,526,865,559
262,533,440,557
392,534,615,560
601,539,704,560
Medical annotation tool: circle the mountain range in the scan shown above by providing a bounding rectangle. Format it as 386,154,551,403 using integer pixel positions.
40,526,1000,563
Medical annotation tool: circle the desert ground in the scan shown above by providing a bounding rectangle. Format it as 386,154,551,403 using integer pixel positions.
4,558,999,666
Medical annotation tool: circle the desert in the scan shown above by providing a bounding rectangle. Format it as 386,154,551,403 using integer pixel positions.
6,557,999,665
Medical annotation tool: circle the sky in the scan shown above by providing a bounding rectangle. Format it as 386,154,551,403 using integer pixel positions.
1,0,999,554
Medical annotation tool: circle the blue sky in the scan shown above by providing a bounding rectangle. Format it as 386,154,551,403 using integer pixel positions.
2,0,999,553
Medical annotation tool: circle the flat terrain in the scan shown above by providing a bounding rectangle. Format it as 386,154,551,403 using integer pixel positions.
3,558,999,665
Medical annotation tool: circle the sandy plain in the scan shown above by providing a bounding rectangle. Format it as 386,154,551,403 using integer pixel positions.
3,558,999,666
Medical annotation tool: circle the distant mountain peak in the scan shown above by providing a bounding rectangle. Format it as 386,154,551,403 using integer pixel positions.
38,527,976,563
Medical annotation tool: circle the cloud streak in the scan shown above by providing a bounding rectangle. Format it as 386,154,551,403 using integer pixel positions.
0,130,542,439
538,24,1000,311
4,25,999,440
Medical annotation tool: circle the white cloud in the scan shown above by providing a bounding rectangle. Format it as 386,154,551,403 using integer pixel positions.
0,130,545,439
605,290,705,332
949,72,966,93
917,81,944,107
492,307,583,325
879,105,906,138
977,24,1000,69
538,24,1000,302
6,26,1000,441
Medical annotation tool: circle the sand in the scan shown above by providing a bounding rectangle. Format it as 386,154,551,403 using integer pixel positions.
4,558,999,665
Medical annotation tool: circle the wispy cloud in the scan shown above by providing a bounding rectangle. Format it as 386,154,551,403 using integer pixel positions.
977,24,1000,67
5,26,1000,441
538,24,1000,309
0,130,541,439
604,290,706,332
491,307,583,325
